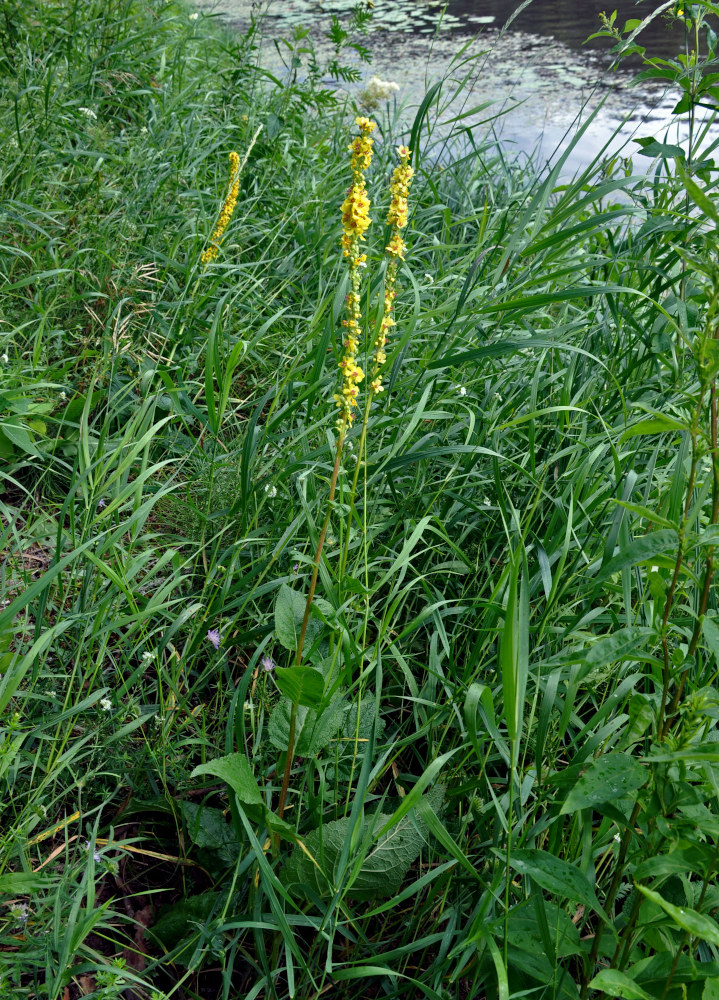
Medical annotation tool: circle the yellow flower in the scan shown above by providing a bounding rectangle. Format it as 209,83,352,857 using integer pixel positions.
335,117,376,430
201,151,240,267
369,146,413,395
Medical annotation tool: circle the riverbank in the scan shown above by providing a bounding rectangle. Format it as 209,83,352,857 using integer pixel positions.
2,1,719,999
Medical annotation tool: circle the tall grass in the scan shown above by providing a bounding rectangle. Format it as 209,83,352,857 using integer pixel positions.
2,0,719,998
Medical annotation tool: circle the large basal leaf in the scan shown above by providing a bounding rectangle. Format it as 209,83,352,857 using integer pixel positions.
507,849,605,917
560,753,648,814
282,793,440,901
267,695,346,756
191,752,262,806
149,892,220,951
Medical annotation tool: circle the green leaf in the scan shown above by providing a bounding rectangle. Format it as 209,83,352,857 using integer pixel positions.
578,627,652,683
561,753,648,814
507,850,606,918
191,752,262,806
636,884,719,945
274,666,324,709
267,695,345,755
275,583,306,651
676,160,719,224
282,801,435,901
621,415,688,439
150,892,220,951
596,529,677,583
588,969,653,999
703,614,719,666
703,978,719,1000
0,872,48,893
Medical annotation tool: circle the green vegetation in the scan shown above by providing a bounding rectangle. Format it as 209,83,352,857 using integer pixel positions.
2,0,719,997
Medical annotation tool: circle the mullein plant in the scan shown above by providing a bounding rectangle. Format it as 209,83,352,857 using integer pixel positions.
276,119,414,821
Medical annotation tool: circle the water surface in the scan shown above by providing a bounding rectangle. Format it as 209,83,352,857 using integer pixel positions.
196,0,714,172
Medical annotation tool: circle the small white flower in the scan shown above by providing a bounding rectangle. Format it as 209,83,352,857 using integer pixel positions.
1,353,8,363
360,75,400,109
59,390,67,400
650,565,659,573
189,11,199,19
613,833,621,842
78,107,97,120
494,392,503,401
483,497,491,506
47,690,57,700
100,697,112,712
458,386,467,396
142,651,155,661
265,484,277,498
345,441,354,452
140,126,148,134
243,700,252,712
424,273,434,284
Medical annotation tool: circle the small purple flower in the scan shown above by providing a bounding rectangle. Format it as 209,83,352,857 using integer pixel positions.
292,563,299,574
261,655,275,673
207,628,221,650
97,498,106,510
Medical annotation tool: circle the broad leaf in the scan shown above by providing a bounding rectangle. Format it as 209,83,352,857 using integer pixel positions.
274,584,306,651
191,753,262,806
282,794,440,901
637,884,719,945
596,530,677,583
561,753,648,814
588,969,653,999
274,666,324,709
507,849,606,917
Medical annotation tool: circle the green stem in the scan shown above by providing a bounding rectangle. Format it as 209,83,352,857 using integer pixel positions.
276,433,344,823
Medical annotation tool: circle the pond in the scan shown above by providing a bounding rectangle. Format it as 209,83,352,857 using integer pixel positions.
195,0,716,172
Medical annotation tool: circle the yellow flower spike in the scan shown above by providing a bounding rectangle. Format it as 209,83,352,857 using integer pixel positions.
201,150,241,267
369,145,414,395
335,117,376,431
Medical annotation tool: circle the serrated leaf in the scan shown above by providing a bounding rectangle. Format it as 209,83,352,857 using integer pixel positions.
267,695,346,755
588,969,653,999
561,753,648,814
191,752,262,806
274,665,324,708
282,800,436,901
507,850,606,918
636,884,719,945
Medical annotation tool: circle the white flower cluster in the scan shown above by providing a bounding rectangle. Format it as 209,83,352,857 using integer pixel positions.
360,76,400,110
78,107,97,121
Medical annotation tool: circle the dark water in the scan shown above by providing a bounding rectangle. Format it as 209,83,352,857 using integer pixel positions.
447,0,686,57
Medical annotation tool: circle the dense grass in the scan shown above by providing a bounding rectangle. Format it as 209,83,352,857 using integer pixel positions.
2,1,719,998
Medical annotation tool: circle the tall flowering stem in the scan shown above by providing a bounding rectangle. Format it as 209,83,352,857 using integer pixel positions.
334,116,376,430
276,118,376,824
201,151,240,267
199,127,262,269
339,145,413,581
